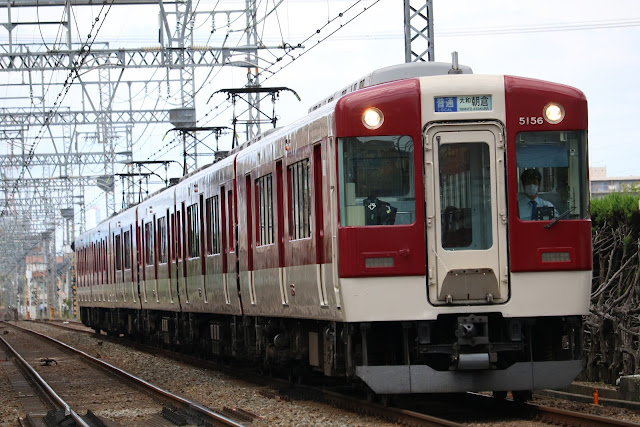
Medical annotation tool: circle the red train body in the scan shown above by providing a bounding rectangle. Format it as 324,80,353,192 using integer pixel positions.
76,62,591,398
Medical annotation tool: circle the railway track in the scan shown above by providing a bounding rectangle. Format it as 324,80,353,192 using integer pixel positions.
396,392,640,427
0,321,243,426
8,320,640,427
24,320,467,426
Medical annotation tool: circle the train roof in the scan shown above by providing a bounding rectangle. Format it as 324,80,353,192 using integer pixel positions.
79,62,474,241
308,61,473,113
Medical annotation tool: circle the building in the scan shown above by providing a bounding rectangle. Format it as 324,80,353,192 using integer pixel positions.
590,167,640,199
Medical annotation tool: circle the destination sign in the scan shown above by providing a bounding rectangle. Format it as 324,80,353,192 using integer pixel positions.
434,95,492,112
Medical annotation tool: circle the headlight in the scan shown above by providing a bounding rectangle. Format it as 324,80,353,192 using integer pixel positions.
362,108,384,129
543,103,564,124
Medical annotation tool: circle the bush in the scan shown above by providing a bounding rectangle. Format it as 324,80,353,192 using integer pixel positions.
584,192,640,383
591,193,640,228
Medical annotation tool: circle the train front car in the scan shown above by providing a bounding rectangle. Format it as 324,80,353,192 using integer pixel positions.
334,73,590,397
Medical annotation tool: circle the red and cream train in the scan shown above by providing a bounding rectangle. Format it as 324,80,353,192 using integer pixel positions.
75,62,591,399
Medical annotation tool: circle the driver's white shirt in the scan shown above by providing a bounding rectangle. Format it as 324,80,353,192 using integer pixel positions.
517,194,557,220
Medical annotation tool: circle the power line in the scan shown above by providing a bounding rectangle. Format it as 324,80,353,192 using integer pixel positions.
255,0,382,83
437,18,640,37
1,0,116,217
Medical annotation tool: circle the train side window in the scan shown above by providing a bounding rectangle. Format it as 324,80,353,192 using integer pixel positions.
157,216,168,264
100,239,109,284
227,190,235,252
515,131,589,221
145,222,154,266
338,135,415,226
115,233,122,271
99,241,104,284
105,239,109,283
256,173,275,246
123,230,131,270
206,196,221,255
176,210,183,260
170,214,176,261
104,239,109,284
187,203,200,258
288,159,311,240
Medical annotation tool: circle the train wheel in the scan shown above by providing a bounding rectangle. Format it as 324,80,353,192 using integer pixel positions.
492,391,508,399
287,364,304,385
366,389,376,403
259,359,272,377
512,390,532,403
379,394,393,407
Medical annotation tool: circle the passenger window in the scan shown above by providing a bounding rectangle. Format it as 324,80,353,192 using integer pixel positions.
256,174,275,245
144,222,154,266
115,234,122,271
157,216,168,264
124,230,131,269
338,136,415,226
206,196,221,255
288,159,311,239
187,203,200,258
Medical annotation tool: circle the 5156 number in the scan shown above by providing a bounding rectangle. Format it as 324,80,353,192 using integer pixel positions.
519,116,544,125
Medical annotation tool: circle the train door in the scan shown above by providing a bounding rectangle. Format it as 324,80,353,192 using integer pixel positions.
126,226,136,304
275,162,288,305
225,186,240,310
168,211,174,304
115,230,123,302
220,187,229,304
313,143,328,306
152,215,159,303
176,203,188,304
424,124,508,304
199,193,208,303
135,221,142,303
245,175,256,305
140,219,148,302
172,209,181,303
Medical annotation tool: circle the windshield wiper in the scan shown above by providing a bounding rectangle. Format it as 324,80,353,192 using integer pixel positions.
544,207,577,229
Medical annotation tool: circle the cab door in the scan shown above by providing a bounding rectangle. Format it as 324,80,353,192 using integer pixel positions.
424,124,508,304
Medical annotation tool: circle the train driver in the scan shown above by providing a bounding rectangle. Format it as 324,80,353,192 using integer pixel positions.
518,169,558,221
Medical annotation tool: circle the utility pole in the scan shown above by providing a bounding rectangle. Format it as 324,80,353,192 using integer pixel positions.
404,0,434,62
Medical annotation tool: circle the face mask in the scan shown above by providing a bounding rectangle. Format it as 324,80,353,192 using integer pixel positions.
525,184,538,197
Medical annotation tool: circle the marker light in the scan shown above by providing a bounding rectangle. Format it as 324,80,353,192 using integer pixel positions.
362,108,384,129
544,103,564,124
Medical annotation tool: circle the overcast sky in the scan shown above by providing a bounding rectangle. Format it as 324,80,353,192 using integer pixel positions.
264,0,640,178
141,0,638,178
2,0,640,225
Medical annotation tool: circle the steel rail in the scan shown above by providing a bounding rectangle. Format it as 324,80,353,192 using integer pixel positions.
5,322,245,427
0,335,90,427
40,320,640,427
529,402,640,427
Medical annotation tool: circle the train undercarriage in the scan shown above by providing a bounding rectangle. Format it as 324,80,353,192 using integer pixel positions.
80,307,583,399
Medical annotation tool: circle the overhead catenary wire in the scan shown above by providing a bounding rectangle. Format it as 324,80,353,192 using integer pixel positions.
1,0,117,218
8,2,638,243
255,0,382,83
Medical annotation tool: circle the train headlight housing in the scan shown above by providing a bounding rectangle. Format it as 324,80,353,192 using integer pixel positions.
362,108,384,129
544,103,564,124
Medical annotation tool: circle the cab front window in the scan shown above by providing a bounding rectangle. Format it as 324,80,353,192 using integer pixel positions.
338,136,415,226
515,131,589,221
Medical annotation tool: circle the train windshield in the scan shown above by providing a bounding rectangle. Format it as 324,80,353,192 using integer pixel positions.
515,131,589,221
338,135,415,226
